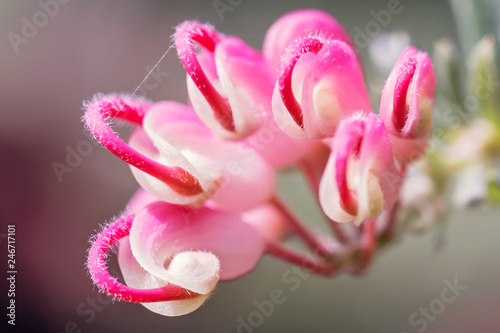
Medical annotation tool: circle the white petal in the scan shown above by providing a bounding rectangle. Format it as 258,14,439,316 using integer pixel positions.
118,237,210,317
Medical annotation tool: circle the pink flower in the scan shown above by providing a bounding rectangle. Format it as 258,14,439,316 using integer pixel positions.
84,95,276,211
87,215,201,314
85,8,436,318
272,37,372,139
88,199,268,316
319,113,402,225
380,46,436,163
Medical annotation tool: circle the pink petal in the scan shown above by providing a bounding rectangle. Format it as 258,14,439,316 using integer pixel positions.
214,37,273,138
388,135,429,165
125,188,160,215
241,203,287,242
263,8,353,75
128,202,266,292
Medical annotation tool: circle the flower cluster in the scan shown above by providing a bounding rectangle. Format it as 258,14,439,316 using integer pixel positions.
85,9,436,316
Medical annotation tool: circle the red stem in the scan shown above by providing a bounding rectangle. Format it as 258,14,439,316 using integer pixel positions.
266,242,336,276
271,196,332,259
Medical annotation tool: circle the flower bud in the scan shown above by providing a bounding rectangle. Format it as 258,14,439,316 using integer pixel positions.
380,46,436,163
319,113,402,225
273,38,371,139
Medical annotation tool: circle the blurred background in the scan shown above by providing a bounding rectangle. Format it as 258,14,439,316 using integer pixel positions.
0,0,499,332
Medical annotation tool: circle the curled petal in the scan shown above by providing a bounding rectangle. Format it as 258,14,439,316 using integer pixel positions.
174,21,233,132
263,8,353,74
380,46,436,162
83,94,203,197
273,39,371,139
87,216,201,306
177,21,272,140
130,102,276,211
319,113,402,225
128,202,266,291
278,37,324,129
